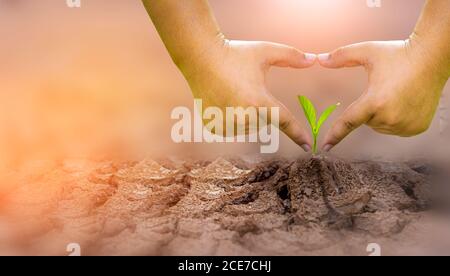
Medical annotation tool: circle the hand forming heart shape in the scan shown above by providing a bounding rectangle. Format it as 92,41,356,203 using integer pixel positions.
143,0,450,153
178,38,449,153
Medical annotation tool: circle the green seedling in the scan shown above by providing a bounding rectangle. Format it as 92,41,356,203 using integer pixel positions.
298,95,340,154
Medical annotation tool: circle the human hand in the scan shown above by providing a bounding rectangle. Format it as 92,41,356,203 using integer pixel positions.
180,39,317,152
318,39,450,152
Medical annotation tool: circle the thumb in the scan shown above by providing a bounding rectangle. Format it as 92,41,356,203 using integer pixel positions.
262,42,316,69
318,42,375,69
322,96,374,152
265,96,312,152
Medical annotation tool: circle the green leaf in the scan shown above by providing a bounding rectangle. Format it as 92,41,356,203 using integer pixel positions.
316,103,340,134
297,95,340,154
298,96,317,131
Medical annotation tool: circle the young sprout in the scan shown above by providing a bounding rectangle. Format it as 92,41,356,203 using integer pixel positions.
298,95,340,154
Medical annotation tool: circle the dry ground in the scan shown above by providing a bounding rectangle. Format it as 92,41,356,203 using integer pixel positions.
1,155,450,256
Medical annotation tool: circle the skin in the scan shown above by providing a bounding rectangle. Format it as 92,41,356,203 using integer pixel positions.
319,0,450,152
141,0,315,152
142,0,450,153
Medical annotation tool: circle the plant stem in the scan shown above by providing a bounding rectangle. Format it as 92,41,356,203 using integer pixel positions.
313,135,317,154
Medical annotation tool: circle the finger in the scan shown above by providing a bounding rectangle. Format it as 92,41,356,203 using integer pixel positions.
262,42,316,69
318,42,375,69
322,96,374,152
265,96,312,152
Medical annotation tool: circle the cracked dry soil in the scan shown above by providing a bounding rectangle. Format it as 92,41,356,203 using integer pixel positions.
0,156,449,255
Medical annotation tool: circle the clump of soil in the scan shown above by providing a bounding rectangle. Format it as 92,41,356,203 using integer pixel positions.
0,156,449,255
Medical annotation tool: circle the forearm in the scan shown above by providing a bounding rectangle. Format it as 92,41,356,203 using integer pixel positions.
141,0,224,73
411,0,450,77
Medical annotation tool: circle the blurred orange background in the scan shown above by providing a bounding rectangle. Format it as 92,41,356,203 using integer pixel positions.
0,0,449,170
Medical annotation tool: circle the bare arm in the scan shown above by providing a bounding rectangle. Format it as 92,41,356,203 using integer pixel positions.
319,0,450,151
141,0,317,152
142,0,223,73
412,0,450,78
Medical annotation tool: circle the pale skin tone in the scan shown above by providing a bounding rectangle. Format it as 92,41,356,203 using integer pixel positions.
319,0,450,151
142,0,315,152
142,0,450,153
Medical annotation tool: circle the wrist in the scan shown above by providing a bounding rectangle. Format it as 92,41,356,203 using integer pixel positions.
407,33,450,82
175,32,227,79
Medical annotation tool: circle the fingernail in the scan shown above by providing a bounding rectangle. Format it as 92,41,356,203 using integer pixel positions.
301,144,311,152
318,53,330,61
304,53,316,62
323,144,334,152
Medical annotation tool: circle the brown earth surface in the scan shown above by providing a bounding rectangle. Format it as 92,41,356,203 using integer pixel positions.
1,156,450,256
